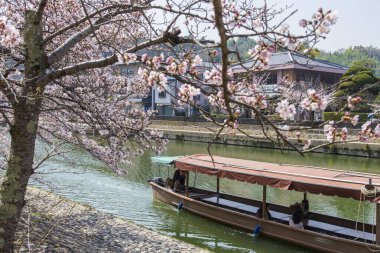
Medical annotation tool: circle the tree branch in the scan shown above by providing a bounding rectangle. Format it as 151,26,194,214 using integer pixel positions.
42,4,136,45
41,29,188,83
36,0,49,22
47,6,147,64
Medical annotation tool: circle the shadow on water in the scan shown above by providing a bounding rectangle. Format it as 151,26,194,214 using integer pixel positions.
29,140,379,253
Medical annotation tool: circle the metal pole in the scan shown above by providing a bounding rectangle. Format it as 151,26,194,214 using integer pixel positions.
304,192,307,201
262,185,267,219
377,203,380,245
185,171,189,197
217,176,220,195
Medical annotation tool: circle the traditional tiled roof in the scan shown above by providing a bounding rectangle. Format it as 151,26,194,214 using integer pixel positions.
231,51,348,73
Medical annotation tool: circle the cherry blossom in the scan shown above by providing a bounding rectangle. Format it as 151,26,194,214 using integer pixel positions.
303,140,312,151
347,96,362,109
351,115,360,126
0,16,21,48
340,127,348,141
341,112,360,126
375,125,380,137
178,84,200,104
193,55,203,65
275,100,296,120
248,44,274,66
122,53,138,64
300,89,329,111
298,19,307,28
324,121,336,143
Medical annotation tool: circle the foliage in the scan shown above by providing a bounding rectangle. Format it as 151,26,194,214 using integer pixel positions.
323,112,369,123
227,37,257,61
317,46,380,75
336,63,380,99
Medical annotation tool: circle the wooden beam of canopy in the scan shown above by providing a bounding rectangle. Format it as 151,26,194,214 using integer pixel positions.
174,154,380,203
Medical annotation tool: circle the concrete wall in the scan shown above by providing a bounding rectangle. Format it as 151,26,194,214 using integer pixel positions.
161,129,380,158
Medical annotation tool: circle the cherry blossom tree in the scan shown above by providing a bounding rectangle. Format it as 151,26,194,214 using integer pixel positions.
1,0,379,251
136,1,353,153
0,0,202,250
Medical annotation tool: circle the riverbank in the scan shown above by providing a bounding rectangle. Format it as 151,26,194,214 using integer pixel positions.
150,121,380,158
14,186,210,253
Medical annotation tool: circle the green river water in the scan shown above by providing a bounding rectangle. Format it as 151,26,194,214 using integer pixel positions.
30,141,379,253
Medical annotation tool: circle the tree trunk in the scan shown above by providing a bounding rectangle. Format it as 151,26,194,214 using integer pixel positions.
0,9,45,252
0,106,40,252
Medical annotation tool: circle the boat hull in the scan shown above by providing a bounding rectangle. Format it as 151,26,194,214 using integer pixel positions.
151,182,380,253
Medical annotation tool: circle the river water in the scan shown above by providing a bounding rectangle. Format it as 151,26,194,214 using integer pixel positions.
30,141,379,253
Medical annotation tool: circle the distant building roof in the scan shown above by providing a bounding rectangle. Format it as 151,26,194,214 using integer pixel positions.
231,51,348,74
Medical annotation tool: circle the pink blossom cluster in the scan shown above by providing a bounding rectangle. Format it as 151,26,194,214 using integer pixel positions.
221,0,249,29
208,91,226,109
324,122,336,143
298,8,338,35
119,53,138,64
177,84,201,105
238,94,267,110
34,64,167,174
300,89,328,111
341,112,359,126
303,139,312,151
138,53,203,81
0,16,20,48
137,68,168,89
140,53,165,70
204,68,223,82
248,44,274,67
275,100,296,121
323,121,348,143
347,96,362,109
359,121,380,142
165,56,188,75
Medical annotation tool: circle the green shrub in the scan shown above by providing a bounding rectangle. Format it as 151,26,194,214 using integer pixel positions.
352,73,376,84
343,65,368,77
334,90,346,97
339,81,356,89
323,112,370,122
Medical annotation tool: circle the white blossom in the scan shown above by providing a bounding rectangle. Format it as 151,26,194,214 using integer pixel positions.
275,100,296,120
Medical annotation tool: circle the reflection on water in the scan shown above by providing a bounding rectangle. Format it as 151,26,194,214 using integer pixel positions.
30,141,379,253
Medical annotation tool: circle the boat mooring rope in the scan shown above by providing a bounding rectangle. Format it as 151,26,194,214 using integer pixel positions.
362,185,377,198
355,184,380,252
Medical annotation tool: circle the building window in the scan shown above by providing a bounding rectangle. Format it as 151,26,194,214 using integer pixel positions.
296,70,316,83
266,72,277,84
158,91,166,98
120,67,135,76
320,73,339,85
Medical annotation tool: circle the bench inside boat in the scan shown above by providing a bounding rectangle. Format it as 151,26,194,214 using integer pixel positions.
186,188,375,242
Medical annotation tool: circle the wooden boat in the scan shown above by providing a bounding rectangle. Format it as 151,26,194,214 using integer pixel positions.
149,154,380,253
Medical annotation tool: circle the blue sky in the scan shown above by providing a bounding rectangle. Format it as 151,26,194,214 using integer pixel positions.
266,0,380,51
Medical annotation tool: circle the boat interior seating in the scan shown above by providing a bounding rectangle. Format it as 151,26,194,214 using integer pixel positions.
187,191,375,243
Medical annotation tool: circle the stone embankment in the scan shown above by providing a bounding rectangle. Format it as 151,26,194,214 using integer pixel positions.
151,120,380,158
15,187,210,253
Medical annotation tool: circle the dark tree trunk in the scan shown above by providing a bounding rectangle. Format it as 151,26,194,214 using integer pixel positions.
0,105,40,252
0,10,45,253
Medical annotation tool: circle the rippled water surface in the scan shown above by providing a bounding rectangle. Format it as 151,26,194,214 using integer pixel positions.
30,141,380,253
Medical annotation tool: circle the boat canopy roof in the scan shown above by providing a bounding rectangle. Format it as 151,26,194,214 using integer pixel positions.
174,154,380,203
151,156,182,165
